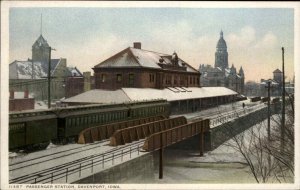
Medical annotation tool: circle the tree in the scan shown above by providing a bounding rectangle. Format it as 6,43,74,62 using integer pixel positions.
218,97,294,183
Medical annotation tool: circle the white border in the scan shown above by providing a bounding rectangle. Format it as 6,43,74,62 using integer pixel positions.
1,1,300,190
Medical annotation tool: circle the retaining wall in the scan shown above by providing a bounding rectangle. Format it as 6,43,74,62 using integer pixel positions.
74,153,155,183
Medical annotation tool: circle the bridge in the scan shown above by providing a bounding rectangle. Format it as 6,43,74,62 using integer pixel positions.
9,100,276,184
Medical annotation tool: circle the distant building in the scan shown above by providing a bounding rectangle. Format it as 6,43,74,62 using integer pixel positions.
199,31,245,94
65,67,84,98
9,35,84,101
260,68,294,97
9,90,34,111
244,81,260,97
93,42,200,90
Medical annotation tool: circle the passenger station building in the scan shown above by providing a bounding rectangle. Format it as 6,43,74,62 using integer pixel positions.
64,42,238,114
93,42,200,90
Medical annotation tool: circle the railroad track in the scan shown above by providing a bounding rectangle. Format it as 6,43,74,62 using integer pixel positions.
10,102,266,184
9,139,110,171
10,140,144,184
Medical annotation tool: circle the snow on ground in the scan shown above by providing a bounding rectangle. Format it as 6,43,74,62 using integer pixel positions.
141,116,284,184
9,99,268,184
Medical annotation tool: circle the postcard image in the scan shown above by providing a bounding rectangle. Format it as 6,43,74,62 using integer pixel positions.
1,1,299,190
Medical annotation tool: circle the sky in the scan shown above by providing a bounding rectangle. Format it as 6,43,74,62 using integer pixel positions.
9,7,295,82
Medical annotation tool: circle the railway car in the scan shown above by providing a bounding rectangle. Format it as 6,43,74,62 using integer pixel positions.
55,99,170,143
9,110,57,151
250,96,261,102
9,99,170,151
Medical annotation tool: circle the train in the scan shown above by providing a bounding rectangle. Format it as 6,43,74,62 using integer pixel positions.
9,99,170,151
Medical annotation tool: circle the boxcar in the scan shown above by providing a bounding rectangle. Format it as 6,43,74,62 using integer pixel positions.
9,110,57,151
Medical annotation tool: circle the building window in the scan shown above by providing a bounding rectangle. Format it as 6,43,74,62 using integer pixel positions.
190,77,192,84
129,74,134,86
149,74,155,83
101,74,106,82
117,74,122,82
166,75,171,85
197,78,199,85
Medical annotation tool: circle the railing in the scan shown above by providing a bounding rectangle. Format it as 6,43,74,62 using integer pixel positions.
78,115,165,144
143,119,210,152
210,103,267,127
110,116,187,146
10,143,143,184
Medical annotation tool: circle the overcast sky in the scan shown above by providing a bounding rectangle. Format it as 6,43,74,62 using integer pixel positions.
9,7,294,82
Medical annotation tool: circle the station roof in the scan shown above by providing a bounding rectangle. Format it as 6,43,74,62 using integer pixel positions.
62,87,237,104
94,47,199,73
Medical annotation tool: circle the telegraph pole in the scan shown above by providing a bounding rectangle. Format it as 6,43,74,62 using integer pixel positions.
281,47,285,150
266,80,271,169
48,47,51,109
47,46,55,109
266,80,271,142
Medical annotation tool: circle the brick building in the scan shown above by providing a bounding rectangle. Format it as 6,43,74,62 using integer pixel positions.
65,67,84,98
9,90,34,111
93,42,200,90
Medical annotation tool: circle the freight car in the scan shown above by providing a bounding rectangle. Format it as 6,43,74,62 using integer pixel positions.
9,110,57,150
9,99,170,151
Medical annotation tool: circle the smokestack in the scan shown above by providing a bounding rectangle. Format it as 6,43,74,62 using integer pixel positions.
24,90,29,98
10,90,14,99
133,42,141,49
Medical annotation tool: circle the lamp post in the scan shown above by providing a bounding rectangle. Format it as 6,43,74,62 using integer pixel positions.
47,46,56,109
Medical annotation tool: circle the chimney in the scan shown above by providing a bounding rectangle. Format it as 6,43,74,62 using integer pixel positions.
133,42,141,49
24,90,29,98
10,90,14,99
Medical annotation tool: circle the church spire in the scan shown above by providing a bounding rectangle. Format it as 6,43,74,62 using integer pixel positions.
239,66,245,77
215,30,228,70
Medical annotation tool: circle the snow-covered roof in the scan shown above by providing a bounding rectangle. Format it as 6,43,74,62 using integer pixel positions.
9,59,61,79
66,67,83,77
62,89,130,104
62,87,237,104
260,79,279,86
94,47,198,73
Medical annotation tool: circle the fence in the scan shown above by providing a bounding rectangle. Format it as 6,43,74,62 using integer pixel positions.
10,143,143,184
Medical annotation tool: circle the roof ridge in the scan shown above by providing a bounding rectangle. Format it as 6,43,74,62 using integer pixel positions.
129,47,169,56
121,88,132,101
128,48,143,67
94,47,132,68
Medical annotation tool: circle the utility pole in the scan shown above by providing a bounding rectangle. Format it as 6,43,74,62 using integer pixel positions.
235,76,238,93
281,47,285,150
266,80,271,169
266,80,271,142
48,47,51,109
47,46,55,109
